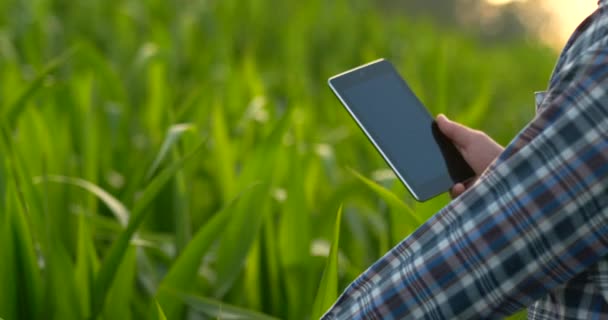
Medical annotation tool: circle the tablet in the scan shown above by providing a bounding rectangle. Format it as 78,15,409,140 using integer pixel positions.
328,59,474,201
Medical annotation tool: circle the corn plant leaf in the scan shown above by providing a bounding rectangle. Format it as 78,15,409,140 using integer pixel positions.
459,80,493,127
0,185,17,320
311,205,343,320
3,134,44,319
213,183,271,297
74,211,96,318
213,110,291,297
348,168,421,227
145,123,196,180
91,141,205,317
34,175,129,226
151,299,168,320
2,47,77,130
211,100,236,201
156,185,260,319
167,289,281,320
102,247,137,319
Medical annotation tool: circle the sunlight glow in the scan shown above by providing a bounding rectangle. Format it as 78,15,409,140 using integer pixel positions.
537,0,597,46
484,0,598,49
485,0,524,5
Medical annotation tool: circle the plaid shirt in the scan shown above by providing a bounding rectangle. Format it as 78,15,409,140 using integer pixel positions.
322,2,608,319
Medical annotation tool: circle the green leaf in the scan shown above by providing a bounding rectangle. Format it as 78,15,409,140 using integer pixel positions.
167,289,281,320
74,210,97,319
156,185,255,319
75,211,172,250
279,151,313,318
91,141,205,318
3,134,44,319
211,110,291,298
507,310,527,320
459,80,493,126
213,183,271,297
311,205,343,320
151,299,168,320
145,123,196,180
145,61,168,139
0,185,17,320
171,145,192,254
211,101,236,201
0,145,5,210
46,241,81,319
102,247,137,320
348,168,422,228
149,122,197,254
34,175,130,226
2,47,77,130
10,204,44,319
259,212,282,316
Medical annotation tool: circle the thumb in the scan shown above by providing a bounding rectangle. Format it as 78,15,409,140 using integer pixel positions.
436,114,476,149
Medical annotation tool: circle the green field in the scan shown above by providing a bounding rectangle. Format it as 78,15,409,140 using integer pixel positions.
0,0,556,319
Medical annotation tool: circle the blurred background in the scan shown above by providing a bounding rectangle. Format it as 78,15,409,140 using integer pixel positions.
0,0,597,319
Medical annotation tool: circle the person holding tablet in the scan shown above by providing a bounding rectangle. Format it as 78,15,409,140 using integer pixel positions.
322,1,608,319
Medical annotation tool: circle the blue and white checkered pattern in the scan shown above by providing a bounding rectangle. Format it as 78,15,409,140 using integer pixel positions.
322,2,608,319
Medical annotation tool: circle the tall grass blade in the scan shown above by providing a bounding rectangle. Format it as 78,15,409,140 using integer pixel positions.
46,239,81,319
10,190,44,319
213,183,271,297
348,168,421,227
260,212,282,316
91,141,205,318
460,81,493,126
211,101,236,202
103,247,137,319
311,205,343,320
0,185,17,320
156,185,259,319
0,146,5,210
168,289,282,320
145,123,196,180
34,175,130,226
3,134,43,319
2,47,77,130
151,122,196,253
75,210,97,319
213,111,291,297
280,152,312,318
151,299,168,320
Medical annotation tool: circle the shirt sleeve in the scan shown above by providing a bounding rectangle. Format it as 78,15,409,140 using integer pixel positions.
321,45,608,319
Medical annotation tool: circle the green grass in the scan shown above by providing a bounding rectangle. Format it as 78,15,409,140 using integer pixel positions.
0,0,555,319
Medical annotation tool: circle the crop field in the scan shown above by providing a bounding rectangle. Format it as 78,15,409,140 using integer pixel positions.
0,0,557,319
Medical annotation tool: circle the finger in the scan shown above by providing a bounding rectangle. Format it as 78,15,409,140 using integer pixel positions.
449,185,463,198
436,114,477,150
464,179,476,189
450,183,466,199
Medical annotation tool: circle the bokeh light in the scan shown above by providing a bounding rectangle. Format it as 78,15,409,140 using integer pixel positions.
485,0,597,47
538,0,597,46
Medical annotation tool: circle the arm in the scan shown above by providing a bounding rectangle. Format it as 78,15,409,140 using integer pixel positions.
322,46,608,319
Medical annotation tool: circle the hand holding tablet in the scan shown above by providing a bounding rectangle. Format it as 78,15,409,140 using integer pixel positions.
328,59,475,201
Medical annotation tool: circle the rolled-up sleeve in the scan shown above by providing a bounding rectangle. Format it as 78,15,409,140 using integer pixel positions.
322,44,608,319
